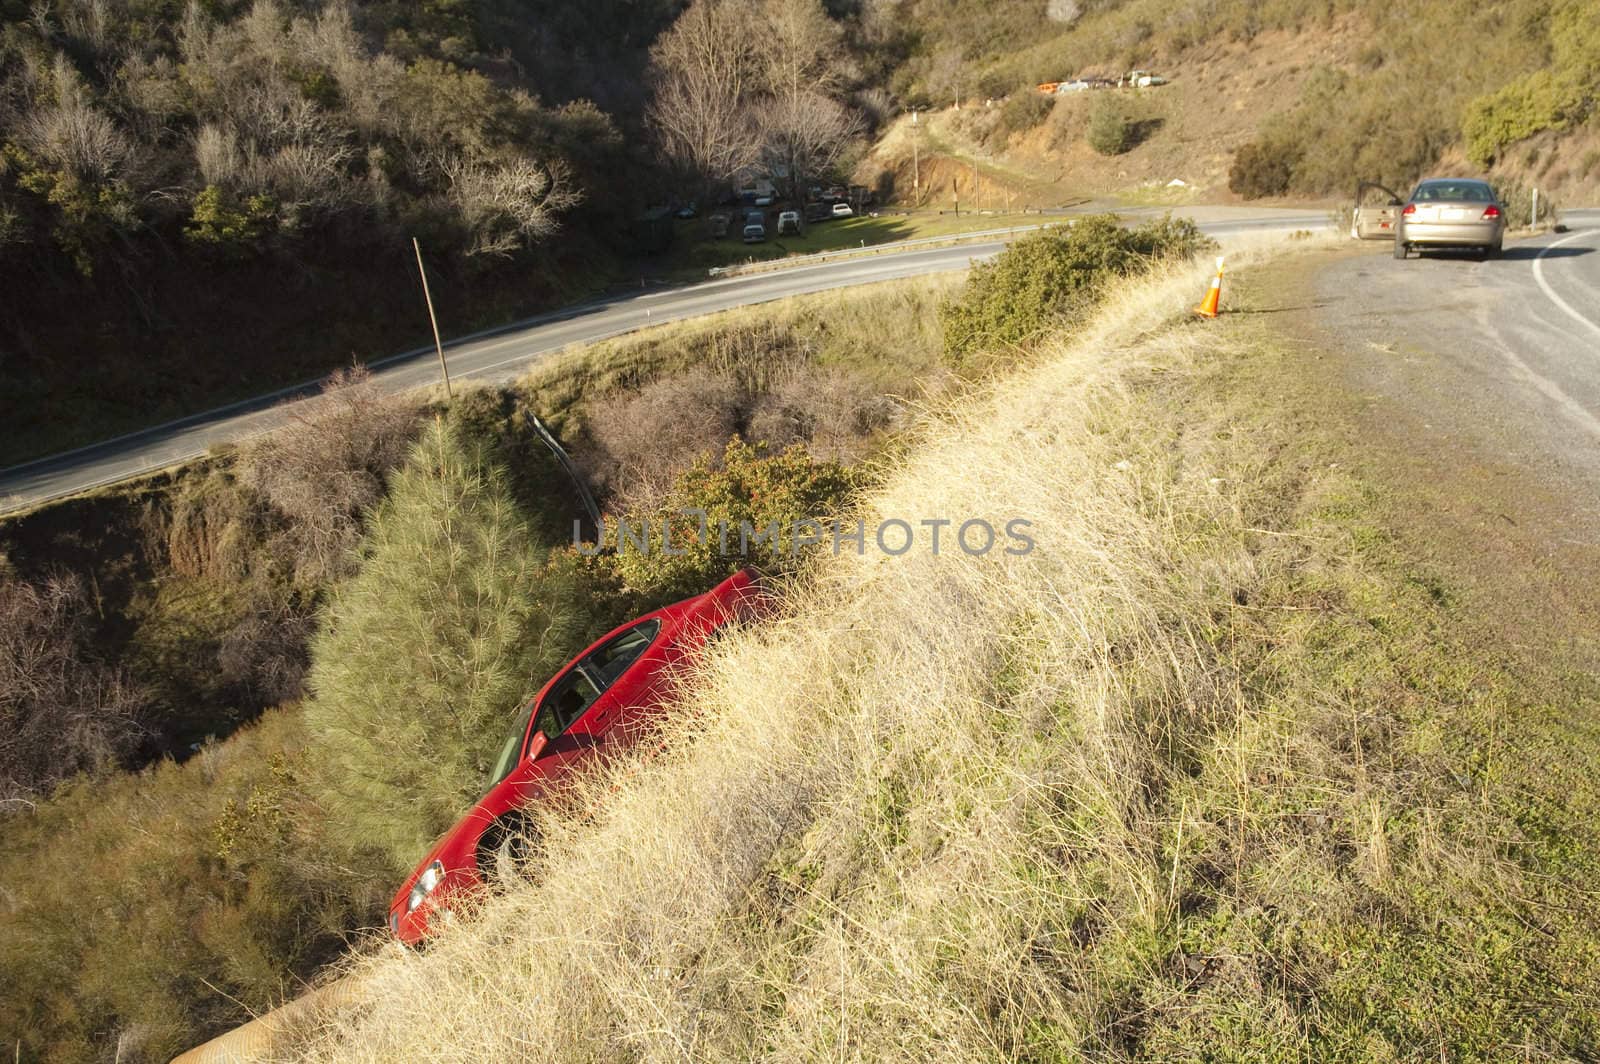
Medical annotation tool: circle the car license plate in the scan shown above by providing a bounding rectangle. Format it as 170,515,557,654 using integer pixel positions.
1443,208,1466,220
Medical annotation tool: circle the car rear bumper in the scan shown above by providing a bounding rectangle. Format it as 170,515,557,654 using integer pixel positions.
1400,221,1502,246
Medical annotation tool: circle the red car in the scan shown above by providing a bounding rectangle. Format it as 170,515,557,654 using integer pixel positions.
387,568,768,945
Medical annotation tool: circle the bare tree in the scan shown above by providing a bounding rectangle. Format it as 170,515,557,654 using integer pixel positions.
443,155,580,258
748,365,898,462
237,366,424,587
758,89,861,202
579,368,744,512
194,122,242,186
0,573,148,804
22,54,141,184
647,0,763,197
754,0,862,198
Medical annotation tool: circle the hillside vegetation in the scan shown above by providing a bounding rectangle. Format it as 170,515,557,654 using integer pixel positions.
0,275,960,1062
6,0,1597,466
279,247,1600,1060
868,0,1599,206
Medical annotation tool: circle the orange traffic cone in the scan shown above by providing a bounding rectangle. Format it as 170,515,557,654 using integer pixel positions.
1194,256,1225,318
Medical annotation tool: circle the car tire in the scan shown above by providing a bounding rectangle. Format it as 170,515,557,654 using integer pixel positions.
1393,238,1408,260
476,813,539,885
1486,240,1502,259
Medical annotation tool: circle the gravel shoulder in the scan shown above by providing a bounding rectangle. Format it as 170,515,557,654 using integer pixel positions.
1260,233,1600,689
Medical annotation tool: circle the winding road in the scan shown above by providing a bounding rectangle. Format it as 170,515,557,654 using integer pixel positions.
1309,208,1600,520
0,207,1325,514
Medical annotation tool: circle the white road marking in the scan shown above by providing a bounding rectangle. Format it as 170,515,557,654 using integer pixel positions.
1532,229,1600,343
1479,304,1600,441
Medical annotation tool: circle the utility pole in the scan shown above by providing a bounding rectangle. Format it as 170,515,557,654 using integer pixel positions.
412,237,452,400
911,108,920,207
971,160,979,212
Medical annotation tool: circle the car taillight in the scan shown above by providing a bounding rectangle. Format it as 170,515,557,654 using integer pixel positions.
1482,205,1501,219
1401,203,1416,216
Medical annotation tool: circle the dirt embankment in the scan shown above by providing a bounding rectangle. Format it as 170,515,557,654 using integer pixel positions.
857,20,1370,209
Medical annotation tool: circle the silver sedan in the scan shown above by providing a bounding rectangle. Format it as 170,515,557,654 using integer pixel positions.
1394,178,1505,259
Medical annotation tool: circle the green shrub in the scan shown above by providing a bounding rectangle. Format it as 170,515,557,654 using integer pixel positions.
1228,137,1301,198
185,185,278,249
0,709,390,1063
990,90,1055,146
1086,97,1134,155
303,420,585,865
939,214,1214,365
1463,70,1584,167
608,439,859,600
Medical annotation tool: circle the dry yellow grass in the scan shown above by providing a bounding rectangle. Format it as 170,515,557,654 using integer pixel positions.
274,236,1600,1060
276,248,1263,1059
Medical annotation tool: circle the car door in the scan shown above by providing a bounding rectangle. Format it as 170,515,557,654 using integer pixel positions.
528,620,663,755
528,663,609,783
1353,181,1402,239
582,620,671,748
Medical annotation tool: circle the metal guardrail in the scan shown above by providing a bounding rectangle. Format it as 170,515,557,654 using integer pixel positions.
706,219,1069,277
530,413,601,535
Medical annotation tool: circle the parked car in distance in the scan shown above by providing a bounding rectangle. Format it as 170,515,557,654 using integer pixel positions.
743,210,767,243
831,202,854,218
709,211,731,238
776,210,801,235
676,201,698,219
1394,177,1505,259
804,202,833,224
388,569,771,946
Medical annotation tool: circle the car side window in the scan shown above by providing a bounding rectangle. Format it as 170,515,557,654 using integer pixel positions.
584,620,662,686
535,668,602,740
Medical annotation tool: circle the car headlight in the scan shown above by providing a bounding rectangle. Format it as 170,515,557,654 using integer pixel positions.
406,860,446,914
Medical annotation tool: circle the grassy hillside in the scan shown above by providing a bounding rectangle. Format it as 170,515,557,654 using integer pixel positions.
278,245,1600,1060
867,0,1599,207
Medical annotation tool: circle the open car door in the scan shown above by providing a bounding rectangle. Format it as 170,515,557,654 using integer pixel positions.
1353,181,1403,240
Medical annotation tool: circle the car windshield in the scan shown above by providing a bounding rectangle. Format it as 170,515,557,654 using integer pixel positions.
1413,182,1492,203
487,699,536,787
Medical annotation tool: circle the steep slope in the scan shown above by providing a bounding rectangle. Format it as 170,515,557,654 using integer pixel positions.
273,244,1600,1060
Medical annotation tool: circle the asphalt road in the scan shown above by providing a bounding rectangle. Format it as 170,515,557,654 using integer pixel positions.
1310,209,1600,532
0,207,1327,514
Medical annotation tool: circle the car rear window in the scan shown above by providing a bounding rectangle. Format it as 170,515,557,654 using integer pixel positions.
587,620,661,685
1414,182,1493,203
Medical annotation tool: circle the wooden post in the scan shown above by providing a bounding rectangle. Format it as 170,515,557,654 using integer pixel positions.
412,237,452,400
